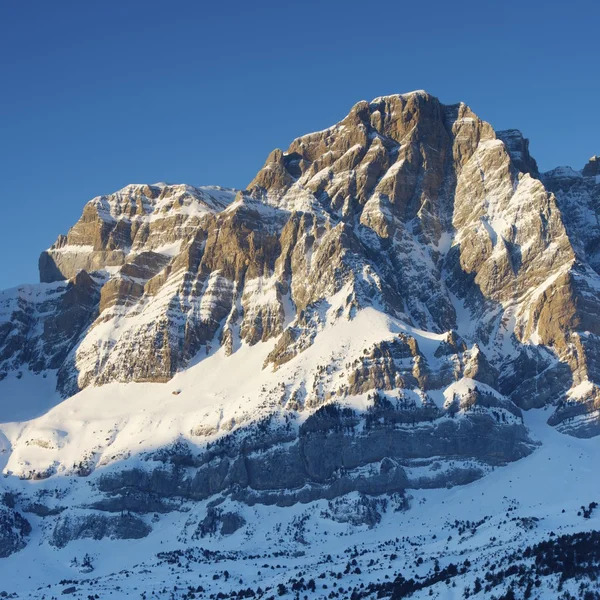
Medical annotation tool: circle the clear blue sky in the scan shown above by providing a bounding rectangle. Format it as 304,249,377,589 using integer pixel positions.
1,0,598,289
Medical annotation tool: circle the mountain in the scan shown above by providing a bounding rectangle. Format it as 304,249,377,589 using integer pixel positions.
1,91,600,599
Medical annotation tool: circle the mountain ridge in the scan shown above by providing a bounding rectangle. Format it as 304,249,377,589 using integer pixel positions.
1,90,600,599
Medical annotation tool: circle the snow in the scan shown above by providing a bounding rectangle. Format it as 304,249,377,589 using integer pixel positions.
148,241,183,257
1,395,599,599
548,166,584,179
568,379,596,399
0,278,597,595
242,274,280,310
443,377,498,403
0,305,472,482
370,90,429,104
49,244,95,253
0,333,275,480
377,158,406,182
435,231,453,254
447,289,476,340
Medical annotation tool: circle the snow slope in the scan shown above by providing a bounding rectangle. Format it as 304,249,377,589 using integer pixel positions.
0,302,462,481
0,404,599,599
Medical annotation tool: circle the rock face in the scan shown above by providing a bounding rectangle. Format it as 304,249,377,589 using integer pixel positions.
51,512,151,548
0,90,600,535
195,507,246,537
97,385,533,510
38,184,237,283
0,272,100,380
0,498,31,558
582,156,600,178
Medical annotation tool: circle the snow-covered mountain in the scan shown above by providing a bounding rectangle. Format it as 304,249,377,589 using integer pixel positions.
1,91,600,599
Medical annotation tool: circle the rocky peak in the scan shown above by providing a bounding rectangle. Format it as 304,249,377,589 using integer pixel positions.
583,155,600,177
496,129,540,178
248,91,497,239
39,183,238,283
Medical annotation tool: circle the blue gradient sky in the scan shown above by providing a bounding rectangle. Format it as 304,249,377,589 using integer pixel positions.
1,0,599,289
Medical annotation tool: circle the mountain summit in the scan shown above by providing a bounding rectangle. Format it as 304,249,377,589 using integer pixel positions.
1,91,600,598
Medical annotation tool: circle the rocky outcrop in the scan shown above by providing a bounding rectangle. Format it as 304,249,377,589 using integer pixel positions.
39,184,237,283
51,511,151,548
0,499,31,558
346,335,425,395
543,159,600,274
96,386,534,508
0,271,100,381
582,156,600,178
321,494,407,528
195,507,246,537
496,129,540,178
537,158,600,430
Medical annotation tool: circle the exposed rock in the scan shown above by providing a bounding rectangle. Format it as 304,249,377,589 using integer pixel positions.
320,493,408,528
195,507,246,538
496,129,540,178
547,382,600,438
0,504,31,558
22,503,65,517
96,388,533,508
582,156,600,178
39,184,237,283
51,512,151,548
346,335,423,395
89,492,175,514
1,91,593,421
0,271,100,381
